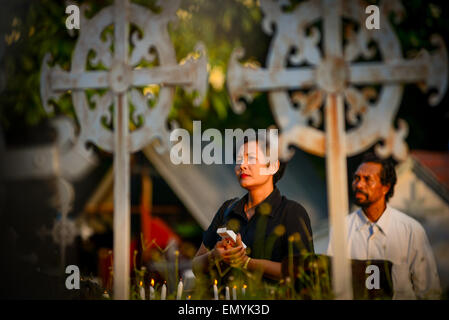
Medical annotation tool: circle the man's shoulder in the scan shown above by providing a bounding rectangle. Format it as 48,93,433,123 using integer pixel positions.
388,206,426,233
347,207,425,232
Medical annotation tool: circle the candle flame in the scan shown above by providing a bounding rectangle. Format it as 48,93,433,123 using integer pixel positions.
214,279,217,286
164,280,167,284
151,278,154,287
139,281,143,287
243,284,247,289
233,285,237,289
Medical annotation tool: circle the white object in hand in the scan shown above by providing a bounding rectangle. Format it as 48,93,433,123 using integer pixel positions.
217,228,247,248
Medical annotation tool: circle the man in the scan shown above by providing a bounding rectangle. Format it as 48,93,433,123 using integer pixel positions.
327,154,441,299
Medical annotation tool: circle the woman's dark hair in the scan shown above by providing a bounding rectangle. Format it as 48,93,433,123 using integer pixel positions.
239,131,287,186
273,161,287,185
360,153,397,202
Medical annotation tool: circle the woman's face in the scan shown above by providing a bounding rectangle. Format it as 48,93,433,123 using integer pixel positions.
234,141,278,190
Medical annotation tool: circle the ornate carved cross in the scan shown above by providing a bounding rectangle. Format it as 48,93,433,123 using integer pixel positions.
41,0,207,299
227,0,447,299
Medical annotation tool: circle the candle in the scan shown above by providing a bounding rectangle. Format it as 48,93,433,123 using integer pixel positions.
242,284,247,297
176,279,183,300
232,285,237,300
149,279,155,300
225,286,230,300
213,279,218,300
139,281,145,300
161,282,167,300
187,295,191,300
102,290,110,299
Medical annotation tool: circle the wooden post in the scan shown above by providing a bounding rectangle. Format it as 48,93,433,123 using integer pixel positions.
325,93,352,299
141,169,153,262
39,0,208,300
113,94,130,300
113,0,130,300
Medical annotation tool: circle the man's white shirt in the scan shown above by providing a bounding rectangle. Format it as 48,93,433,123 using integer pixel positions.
327,205,441,299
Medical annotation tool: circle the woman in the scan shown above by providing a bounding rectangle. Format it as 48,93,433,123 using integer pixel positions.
192,135,314,281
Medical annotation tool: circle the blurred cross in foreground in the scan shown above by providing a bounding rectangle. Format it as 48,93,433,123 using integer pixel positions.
41,0,208,299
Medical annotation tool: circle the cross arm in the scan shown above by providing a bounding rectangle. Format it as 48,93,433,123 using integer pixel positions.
51,70,110,91
350,35,448,106
227,48,315,113
46,63,200,91
133,43,208,106
40,44,208,111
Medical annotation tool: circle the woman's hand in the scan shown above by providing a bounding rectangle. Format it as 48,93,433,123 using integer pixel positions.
218,234,249,268
195,237,281,280
212,238,228,261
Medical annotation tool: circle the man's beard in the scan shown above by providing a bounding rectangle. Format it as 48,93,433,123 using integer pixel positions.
353,190,370,207
354,198,368,207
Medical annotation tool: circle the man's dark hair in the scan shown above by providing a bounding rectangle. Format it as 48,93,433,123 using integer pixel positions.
360,153,397,202
239,132,287,186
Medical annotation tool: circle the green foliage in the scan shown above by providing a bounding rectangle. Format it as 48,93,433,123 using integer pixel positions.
168,0,272,132
0,0,109,129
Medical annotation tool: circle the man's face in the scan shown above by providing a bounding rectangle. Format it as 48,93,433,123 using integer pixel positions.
352,162,390,207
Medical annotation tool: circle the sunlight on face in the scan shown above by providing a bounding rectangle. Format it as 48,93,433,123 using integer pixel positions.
352,162,389,206
234,141,279,190
236,141,265,165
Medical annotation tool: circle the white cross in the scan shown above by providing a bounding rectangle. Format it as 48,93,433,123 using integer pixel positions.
41,0,208,299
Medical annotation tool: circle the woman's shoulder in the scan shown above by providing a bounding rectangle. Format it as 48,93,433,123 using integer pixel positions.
280,197,313,234
216,197,240,215
207,197,241,228
281,196,309,218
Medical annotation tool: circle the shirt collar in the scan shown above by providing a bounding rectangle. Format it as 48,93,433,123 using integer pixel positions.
355,206,391,235
232,187,282,219
355,209,370,231
375,205,392,235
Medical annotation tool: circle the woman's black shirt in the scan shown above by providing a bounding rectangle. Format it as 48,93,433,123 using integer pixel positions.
202,188,314,262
